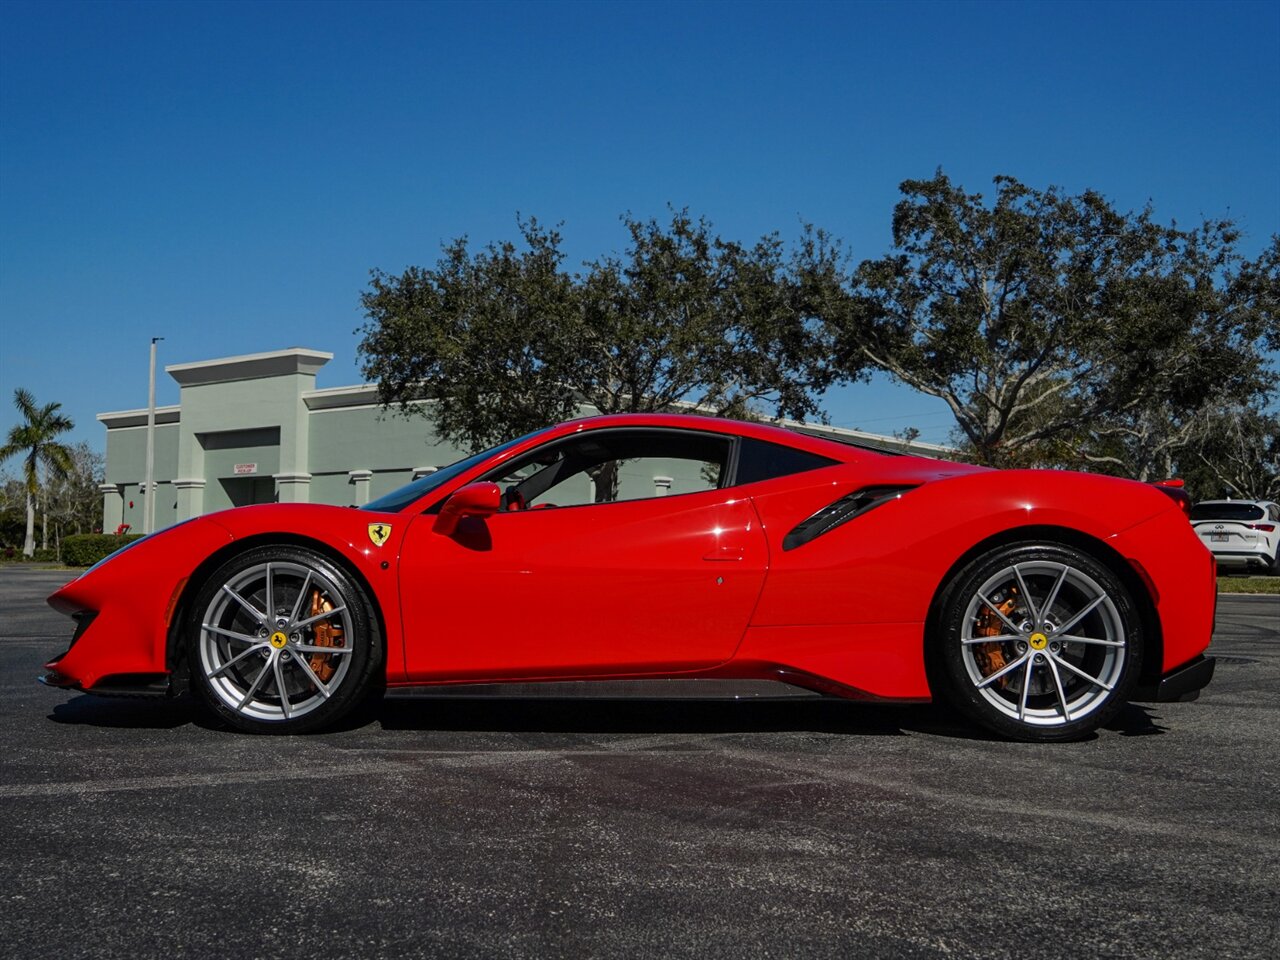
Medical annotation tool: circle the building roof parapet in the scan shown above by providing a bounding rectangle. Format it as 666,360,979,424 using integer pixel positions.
302,383,382,410
167,348,332,387
97,405,182,429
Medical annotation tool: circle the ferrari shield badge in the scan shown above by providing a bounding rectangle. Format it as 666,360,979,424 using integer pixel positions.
367,523,392,548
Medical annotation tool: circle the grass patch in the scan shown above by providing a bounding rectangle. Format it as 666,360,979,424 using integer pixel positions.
1218,576,1280,595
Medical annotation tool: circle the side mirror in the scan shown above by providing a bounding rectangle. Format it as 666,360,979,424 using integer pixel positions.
433,481,502,536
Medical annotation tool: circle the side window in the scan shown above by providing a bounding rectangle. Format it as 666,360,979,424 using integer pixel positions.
486,430,732,510
733,437,838,486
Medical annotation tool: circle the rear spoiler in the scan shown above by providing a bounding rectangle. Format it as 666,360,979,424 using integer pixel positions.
1152,479,1191,517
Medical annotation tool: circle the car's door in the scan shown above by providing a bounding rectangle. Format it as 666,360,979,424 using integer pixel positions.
397,428,769,680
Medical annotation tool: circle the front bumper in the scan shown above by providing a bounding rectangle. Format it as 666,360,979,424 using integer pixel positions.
1132,655,1216,703
41,518,233,693
39,663,172,697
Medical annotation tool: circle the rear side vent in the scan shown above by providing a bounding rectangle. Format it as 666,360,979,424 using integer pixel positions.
782,485,916,551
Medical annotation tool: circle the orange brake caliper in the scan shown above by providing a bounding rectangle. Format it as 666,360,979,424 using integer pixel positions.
973,591,1017,682
307,589,345,684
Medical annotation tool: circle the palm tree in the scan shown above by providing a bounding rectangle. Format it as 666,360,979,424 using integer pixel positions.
0,389,75,557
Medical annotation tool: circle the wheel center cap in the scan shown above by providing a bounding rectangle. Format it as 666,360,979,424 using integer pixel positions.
269,631,289,649
1029,632,1049,651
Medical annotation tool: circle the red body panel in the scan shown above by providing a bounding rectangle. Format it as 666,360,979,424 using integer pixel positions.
201,504,413,681
730,622,932,699
46,506,412,687
399,489,766,680
733,466,1204,696
44,413,1217,704
1108,507,1218,672
45,519,233,688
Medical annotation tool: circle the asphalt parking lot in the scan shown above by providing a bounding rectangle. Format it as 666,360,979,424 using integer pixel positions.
1,568,1277,960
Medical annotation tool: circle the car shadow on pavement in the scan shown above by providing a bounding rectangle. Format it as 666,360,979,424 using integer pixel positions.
1103,702,1169,736
369,697,965,739
47,691,958,738
48,693,204,729
46,693,1164,741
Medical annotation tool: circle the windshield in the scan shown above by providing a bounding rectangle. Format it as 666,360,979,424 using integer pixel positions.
1190,502,1265,522
362,427,555,513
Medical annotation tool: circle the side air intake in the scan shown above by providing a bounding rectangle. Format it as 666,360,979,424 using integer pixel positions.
782,486,916,551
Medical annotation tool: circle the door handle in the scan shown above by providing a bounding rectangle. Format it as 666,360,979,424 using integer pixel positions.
702,545,745,562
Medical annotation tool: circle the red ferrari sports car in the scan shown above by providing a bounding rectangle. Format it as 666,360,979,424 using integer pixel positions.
42,414,1216,741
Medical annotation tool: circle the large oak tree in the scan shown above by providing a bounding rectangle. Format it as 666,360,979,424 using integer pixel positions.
359,184,1275,485
820,172,1276,468
358,212,834,453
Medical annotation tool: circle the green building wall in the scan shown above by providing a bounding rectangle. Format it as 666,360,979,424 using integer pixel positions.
98,349,478,530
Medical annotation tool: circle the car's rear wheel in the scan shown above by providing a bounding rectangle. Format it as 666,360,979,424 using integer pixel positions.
934,542,1143,742
187,545,381,733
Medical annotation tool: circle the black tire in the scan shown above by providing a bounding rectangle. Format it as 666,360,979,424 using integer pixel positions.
186,545,382,733
933,542,1143,742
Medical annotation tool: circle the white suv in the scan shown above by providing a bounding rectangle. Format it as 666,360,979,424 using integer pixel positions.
1190,500,1280,574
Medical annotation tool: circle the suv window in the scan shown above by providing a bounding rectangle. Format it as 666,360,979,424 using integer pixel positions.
734,437,838,485
1189,503,1265,522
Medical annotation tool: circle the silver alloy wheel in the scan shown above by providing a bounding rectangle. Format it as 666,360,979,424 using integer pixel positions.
198,560,355,723
959,560,1126,727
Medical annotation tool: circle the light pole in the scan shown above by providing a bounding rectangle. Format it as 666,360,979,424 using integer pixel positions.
143,337,164,535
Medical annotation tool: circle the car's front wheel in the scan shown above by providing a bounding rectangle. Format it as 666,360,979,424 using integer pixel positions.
933,542,1143,741
187,545,381,733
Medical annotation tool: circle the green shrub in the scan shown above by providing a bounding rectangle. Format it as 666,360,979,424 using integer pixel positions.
62,534,145,567
1,546,61,563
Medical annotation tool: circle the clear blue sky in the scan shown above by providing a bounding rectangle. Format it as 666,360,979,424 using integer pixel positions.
2,0,1277,452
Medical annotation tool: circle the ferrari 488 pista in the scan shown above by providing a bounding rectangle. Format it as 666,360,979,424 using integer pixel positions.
42,414,1217,741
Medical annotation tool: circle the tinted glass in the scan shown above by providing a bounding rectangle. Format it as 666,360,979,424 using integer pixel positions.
734,437,838,486
1189,502,1265,522
486,429,732,509
362,427,554,513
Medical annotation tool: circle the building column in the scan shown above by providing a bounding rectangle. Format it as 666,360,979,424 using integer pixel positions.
412,466,438,480
173,478,206,521
653,476,673,497
348,469,373,506
274,472,312,504
99,483,124,533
